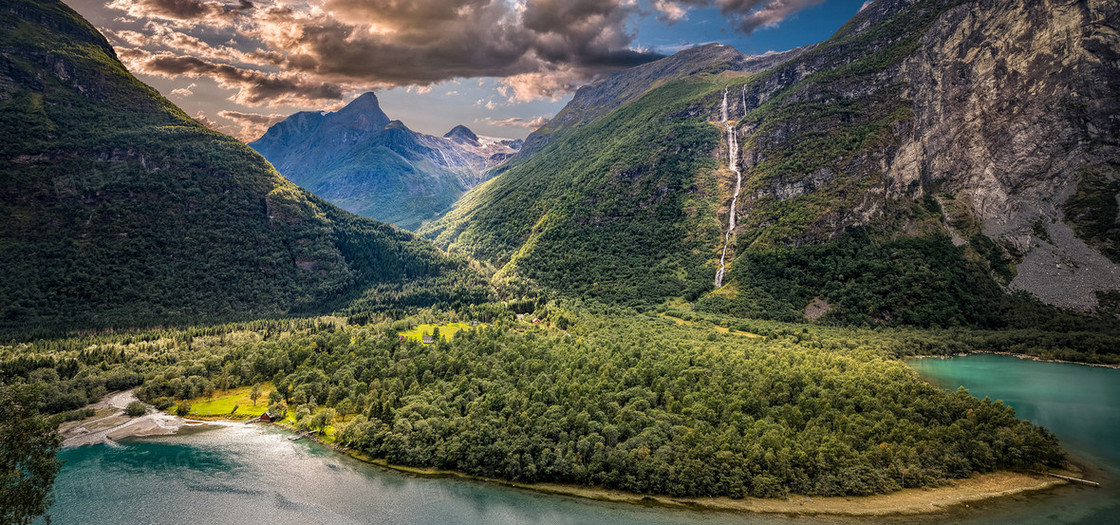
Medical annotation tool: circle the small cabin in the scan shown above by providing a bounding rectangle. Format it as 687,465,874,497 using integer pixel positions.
470,321,479,327
399,335,405,342
254,411,278,423
531,318,541,324
422,334,435,344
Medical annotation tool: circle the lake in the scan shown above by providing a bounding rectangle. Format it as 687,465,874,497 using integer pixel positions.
44,354,1120,524
907,354,1120,524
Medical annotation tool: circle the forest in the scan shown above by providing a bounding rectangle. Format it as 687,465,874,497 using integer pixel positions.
2,306,1070,499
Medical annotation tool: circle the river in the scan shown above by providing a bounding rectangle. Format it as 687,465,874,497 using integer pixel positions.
44,354,1119,524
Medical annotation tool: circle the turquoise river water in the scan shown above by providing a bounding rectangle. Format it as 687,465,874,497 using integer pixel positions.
44,354,1120,524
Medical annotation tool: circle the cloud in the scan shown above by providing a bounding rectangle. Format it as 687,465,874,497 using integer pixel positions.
191,110,222,131
667,0,824,34
725,0,825,33
499,65,588,103
105,0,667,104
479,115,550,129
118,48,345,106
216,109,286,141
652,1,689,23
170,81,197,97
102,0,823,107
108,0,253,26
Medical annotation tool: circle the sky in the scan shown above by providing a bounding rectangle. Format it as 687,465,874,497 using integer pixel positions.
66,0,872,142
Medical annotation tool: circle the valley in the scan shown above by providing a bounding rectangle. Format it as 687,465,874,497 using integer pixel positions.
1,0,1118,523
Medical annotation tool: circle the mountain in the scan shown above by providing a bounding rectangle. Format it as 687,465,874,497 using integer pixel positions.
422,0,1120,327
250,95,521,231
0,0,492,333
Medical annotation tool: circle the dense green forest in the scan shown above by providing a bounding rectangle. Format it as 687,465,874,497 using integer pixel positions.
693,224,1120,335
422,78,723,306
3,309,1071,498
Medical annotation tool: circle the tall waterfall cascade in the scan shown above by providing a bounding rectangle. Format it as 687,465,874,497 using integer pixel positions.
714,88,743,289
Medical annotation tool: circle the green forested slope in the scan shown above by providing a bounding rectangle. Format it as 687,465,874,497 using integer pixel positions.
422,79,723,306
0,0,491,333
421,0,976,314
424,0,1120,329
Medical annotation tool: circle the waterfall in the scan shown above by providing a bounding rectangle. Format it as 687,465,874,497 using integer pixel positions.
714,89,743,289
720,88,729,122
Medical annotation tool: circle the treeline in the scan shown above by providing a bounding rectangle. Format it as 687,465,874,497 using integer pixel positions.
4,310,1064,498
698,226,1120,339
660,308,1120,364
0,317,349,412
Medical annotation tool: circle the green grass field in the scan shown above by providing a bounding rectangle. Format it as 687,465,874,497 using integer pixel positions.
170,384,272,417
399,322,484,343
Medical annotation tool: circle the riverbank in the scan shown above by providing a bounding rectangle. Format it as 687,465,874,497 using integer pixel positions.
59,390,210,447
63,393,1071,517
907,352,1120,370
342,451,1069,517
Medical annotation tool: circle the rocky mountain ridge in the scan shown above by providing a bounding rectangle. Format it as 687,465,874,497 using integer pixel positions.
250,93,521,230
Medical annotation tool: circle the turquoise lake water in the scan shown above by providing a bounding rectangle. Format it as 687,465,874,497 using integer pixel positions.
44,354,1120,524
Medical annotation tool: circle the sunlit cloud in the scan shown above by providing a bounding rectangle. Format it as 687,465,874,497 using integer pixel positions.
478,115,550,129
97,0,823,109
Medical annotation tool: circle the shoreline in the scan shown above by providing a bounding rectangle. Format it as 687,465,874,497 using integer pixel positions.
342,451,1068,517
63,392,1074,518
59,390,213,447
906,351,1120,370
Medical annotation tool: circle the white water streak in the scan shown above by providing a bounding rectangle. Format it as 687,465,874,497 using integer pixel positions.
715,88,743,289
720,88,729,122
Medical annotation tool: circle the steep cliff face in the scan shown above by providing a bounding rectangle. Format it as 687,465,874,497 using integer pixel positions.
251,94,520,231
887,0,1120,308
520,43,811,156
704,0,1120,314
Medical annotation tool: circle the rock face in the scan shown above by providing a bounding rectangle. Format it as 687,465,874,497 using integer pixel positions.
887,0,1120,308
251,94,520,230
695,0,1120,310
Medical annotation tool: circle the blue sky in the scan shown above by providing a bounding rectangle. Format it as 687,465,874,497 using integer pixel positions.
67,0,872,141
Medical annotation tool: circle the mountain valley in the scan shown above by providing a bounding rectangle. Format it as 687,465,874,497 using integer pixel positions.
2,0,1119,523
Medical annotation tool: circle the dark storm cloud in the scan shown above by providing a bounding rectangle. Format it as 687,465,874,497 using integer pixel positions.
104,0,822,105
657,0,825,34
109,0,254,24
120,49,345,105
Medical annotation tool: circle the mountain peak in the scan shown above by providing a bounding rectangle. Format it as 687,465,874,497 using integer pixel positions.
348,91,381,107
331,92,391,130
444,125,480,146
